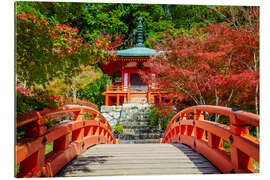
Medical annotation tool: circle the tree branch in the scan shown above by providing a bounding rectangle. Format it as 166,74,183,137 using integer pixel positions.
175,81,200,104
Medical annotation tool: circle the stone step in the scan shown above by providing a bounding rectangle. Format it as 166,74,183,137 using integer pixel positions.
123,128,160,132
120,122,150,126
119,139,160,144
120,132,160,136
120,134,160,140
122,128,160,133
121,124,157,128
130,97,148,104
122,132,160,136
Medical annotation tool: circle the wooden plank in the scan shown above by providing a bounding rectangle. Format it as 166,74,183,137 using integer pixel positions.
69,159,210,166
69,156,207,162
62,162,217,170
58,168,219,177
79,151,203,158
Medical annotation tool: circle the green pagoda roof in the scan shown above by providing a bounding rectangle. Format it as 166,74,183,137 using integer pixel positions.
116,47,160,57
116,16,161,57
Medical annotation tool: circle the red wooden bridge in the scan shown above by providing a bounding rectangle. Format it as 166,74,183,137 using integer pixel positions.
15,104,259,177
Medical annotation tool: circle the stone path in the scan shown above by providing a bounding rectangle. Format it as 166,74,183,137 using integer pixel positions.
57,143,220,177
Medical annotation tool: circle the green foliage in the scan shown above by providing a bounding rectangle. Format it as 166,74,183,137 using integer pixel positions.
168,5,224,30
84,112,93,120
78,73,111,108
16,13,54,86
44,118,59,129
38,65,102,100
248,125,258,137
17,2,225,50
223,139,230,152
16,125,26,140
253,159,260,171
16,4,113,87
16,164,20,176
149,107,160,126
16,90,58,114
217,116,231,125
113,122,123,135
149,107,173,130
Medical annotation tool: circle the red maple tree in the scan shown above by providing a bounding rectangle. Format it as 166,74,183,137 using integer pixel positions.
141,8,259,116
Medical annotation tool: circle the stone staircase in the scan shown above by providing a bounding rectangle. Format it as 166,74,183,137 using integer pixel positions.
101,104,161,142
118,104,160,141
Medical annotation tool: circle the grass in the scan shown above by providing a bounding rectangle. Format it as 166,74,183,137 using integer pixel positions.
223,139,230,152
70,132,73,142
45,141,54,155
16,164,20,176
253,159,260,171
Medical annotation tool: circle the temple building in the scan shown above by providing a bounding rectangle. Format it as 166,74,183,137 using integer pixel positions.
99,17,165,106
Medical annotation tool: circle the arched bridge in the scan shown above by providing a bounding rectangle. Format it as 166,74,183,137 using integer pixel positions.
16,104,259,177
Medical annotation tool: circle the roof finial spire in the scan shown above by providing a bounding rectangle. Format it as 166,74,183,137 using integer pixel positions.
136,16,145,47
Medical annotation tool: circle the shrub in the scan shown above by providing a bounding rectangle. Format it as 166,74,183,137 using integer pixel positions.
16,90,61,114
78,73,111,109
113,122,123,135
149,107,174,130
149,107,160,127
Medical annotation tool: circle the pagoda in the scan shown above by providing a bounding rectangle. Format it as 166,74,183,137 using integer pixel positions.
100,17,164,106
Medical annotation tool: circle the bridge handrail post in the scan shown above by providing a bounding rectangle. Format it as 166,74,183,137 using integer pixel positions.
229,111,253,172
23,112,47,138
194,110,205,141
71,109,85,146
17,112,47,177
73,109,84,121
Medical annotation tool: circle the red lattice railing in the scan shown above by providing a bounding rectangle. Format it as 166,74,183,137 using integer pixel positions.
63,98,98,110
16,105,117,177
161,105,259,173
106,85,130,92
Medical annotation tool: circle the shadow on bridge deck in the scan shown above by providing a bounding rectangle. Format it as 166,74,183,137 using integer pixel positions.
171,143,221,174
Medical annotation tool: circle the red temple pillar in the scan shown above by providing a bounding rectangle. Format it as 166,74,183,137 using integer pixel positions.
116,95,120,106
105,95,109,106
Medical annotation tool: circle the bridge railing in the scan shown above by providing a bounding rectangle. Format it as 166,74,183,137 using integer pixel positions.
161,105,259,174
16,105,117,178
63,98,99,110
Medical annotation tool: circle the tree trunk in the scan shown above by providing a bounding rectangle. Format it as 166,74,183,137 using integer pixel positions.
255,84,259,138
215,93,220,122
255,83,259,114
72,88,77,102
71,80,77,103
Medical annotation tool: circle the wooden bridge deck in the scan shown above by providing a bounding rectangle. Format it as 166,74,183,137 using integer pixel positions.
57,143,220,177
